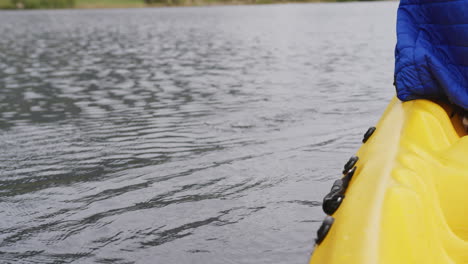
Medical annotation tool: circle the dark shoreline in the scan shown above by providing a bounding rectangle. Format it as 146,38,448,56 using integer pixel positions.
0,0,389,10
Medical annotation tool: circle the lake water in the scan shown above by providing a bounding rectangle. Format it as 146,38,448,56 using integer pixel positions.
0,2,397,263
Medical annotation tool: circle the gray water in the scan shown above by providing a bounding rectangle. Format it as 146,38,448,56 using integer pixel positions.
0,2,397,263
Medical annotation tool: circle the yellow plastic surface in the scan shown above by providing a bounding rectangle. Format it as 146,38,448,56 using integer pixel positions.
310,97,468,264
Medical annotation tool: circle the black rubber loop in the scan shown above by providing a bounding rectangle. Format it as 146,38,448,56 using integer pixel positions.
316,216,334,245
322,166,356,215
343,156,359,175
362,126,376,143
342,166,356,189
322,179,345,215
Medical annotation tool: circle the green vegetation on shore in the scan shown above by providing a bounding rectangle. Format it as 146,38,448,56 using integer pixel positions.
1,0,74,8
0,0,380,9
74,0,145,8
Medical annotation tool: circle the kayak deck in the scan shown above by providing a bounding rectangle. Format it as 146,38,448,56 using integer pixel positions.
310,97,468,264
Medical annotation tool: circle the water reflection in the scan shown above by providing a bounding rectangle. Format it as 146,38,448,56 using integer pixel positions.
0,3,396,264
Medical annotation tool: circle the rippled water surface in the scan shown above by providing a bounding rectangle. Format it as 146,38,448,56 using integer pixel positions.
0,3,397,263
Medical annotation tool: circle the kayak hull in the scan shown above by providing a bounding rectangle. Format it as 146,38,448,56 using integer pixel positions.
310,97,468,264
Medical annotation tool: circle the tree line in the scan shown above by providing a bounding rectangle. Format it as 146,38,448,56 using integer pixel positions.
5,0,75,8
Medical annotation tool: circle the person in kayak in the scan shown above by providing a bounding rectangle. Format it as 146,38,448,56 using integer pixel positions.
394,0,468,131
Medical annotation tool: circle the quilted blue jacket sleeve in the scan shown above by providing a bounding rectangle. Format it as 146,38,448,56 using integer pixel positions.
395,0,468,110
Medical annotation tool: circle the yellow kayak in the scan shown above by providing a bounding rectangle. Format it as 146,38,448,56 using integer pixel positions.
309,97,468,264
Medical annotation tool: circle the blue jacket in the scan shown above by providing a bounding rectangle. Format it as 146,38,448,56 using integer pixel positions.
395,0,468,109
